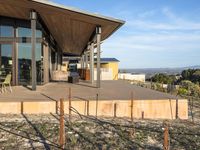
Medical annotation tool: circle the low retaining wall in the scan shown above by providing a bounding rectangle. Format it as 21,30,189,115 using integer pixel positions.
0,99,188,119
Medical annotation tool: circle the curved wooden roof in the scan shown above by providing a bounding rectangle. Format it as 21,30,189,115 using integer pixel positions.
0,0,125,55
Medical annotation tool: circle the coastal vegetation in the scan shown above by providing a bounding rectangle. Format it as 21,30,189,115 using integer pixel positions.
149,69,200,97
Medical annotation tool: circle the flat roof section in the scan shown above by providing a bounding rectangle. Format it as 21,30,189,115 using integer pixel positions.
0,80,179,102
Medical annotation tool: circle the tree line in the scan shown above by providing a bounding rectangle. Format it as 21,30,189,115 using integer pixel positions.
148,69,200,97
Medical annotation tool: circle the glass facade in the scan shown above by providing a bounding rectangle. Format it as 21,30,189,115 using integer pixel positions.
18,43,43,85
18,43,32,85
0,44,13,81
0,17,45,86
0,26,13,37
18,27,42,38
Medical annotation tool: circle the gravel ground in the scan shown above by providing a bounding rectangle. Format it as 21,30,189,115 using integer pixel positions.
0,112,200,150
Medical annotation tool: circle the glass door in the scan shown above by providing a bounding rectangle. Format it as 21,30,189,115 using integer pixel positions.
0,44,13,83
18,43,32,85
17,43,43,85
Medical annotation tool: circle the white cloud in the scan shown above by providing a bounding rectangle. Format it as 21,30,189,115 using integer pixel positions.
125,7,200,30
138,10,157,18
102,7,200,68
103,33,200,53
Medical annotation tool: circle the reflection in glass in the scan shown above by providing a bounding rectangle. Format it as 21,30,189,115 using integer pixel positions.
0,44,12,80
18,27,42,38
18,43,43,85
0,26,13,37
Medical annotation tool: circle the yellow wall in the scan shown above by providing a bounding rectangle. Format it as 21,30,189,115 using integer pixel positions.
99,62,119,80
108,62,119,80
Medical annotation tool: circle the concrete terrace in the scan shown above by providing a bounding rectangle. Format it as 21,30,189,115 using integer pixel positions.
0,80,178,102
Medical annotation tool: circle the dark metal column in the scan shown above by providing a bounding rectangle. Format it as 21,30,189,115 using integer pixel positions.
96,26,101,88
30,10,37,91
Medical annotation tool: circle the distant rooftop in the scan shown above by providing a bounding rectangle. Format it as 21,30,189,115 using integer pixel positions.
94,58,120,63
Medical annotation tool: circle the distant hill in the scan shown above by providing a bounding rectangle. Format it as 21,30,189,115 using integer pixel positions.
119,65,200,79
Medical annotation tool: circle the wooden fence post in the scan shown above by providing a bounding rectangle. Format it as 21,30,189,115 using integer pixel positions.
114,103,117,118
87,100,89,116
56,101,58,114
96,94,99,118
175,99,178,119
163,121,169,150
142,111,144,119
69,87,71,121
59,98,65,149
131,91,133,121
21,102,24,114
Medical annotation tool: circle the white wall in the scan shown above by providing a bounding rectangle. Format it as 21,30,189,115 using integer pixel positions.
94,68,113,80
118,73,146,82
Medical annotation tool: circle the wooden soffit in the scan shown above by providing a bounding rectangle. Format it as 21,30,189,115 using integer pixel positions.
0,0,125,55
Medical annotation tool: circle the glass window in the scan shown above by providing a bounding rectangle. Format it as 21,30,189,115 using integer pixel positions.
18,27,42,38
0,44,13,79
0,26,13,37
18,43,43,85
18,27,31,37
36,30,42,38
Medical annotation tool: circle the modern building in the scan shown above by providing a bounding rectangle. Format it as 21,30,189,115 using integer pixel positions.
61,57,119,81
94,58,119,80
0,0,124,90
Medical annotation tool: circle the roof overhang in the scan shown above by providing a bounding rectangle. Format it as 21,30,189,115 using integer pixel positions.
0,0,125,55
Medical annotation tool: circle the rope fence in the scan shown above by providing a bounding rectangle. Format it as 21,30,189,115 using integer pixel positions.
56,87,186,149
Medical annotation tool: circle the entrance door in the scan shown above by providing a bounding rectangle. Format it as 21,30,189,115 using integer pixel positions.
0,44,13,84
17,43,43,85
18,43,32,85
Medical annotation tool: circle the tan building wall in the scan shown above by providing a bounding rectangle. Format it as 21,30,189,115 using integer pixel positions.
95,62,119,80
0,99,188,120
105,62,119,80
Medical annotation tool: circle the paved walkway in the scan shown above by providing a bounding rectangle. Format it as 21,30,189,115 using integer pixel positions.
0,80,178,102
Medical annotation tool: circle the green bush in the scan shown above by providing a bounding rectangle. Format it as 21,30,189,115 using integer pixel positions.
178,88,188,96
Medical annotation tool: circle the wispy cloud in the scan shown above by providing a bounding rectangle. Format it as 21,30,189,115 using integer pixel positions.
103,33,200,52
102,7,200,68
125,7,200,31
137,10,157,18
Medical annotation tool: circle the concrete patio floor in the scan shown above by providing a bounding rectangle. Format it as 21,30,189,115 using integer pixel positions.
0,80,178,102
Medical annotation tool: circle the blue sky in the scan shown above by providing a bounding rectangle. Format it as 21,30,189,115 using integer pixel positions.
53,0,200,68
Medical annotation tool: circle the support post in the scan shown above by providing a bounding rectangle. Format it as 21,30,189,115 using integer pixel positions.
81,55,84,79
56,101,58,114
82,53,85,69
43,43,49,84
85,52,88,69
90,42,94,84
69,87,72,121
21,102,24,114
59,98,65,149
96,27,101,88
176,99,178,119
96,93,99,118
131,91,133,121
114,103,117,118
87,100,89,116
163,121,169,150
142,111,144,119
30,10,37,91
